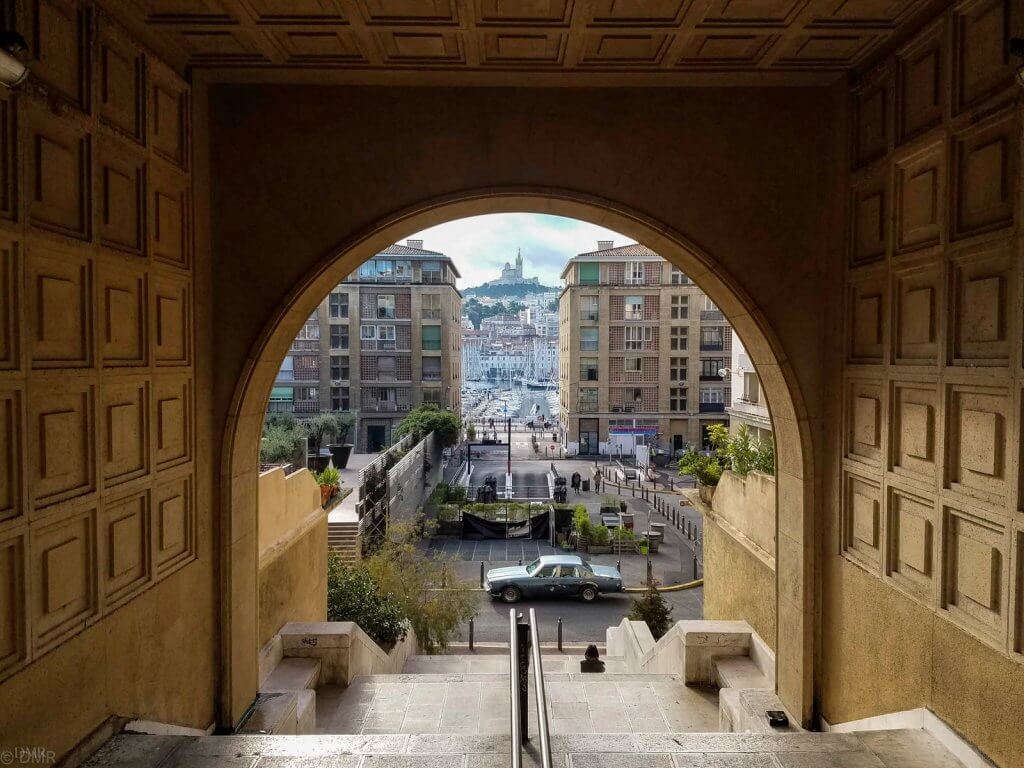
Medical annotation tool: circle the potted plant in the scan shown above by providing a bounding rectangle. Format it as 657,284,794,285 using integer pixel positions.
316,466,341,507
326,412,357,469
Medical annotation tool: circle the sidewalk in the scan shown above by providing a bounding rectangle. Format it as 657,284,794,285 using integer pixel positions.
327,451,378,525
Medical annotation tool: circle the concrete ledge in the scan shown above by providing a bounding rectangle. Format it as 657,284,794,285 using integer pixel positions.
279,621,416,686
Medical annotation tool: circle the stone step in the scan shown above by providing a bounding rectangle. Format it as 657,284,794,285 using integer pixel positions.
352,672,683,684
714,656,772,690
83,729,967,768
260,657,321,693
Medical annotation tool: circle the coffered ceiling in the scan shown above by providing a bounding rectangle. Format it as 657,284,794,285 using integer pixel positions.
103,0,940,83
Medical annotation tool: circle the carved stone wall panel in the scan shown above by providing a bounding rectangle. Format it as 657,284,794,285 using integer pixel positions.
153,471,194,577
98,138,146,256
267,30,366,64
0,95,14,223
951,107,1018,241
240,0,348,25
579,33,671,67
951,0,1013,115
896,19,944,144
29,505,97,655
946,384,1011,509
475,0,572,26
153,374,192,470
0,389,22,525
853,73,891,169
846,377,885,469
850,170,889,266
0,236,19,370
886,484,938,604
357,0,458,25
0,528,28,680
950,240,1015,365
150,163,190,269
894,140,944,255
149,66,188,170
23,0,90,110
846,269,887,363
98,14,145,143
892,257,941,364
99,490,150,610
942,504,1009,646
26,246,93,369
1014,525,1024,656
24,112,92,241
99,377,149,487
98,261,147,366
890,379,940,485
843,470,883,572
28,382,95,511
152,271,191,366
480,32,567,67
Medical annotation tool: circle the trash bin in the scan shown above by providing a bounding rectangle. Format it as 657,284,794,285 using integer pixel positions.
581,479,590,492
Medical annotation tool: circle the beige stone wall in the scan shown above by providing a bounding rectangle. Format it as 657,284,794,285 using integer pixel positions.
0,0,216,756
827,1,1024,765
712,471,777,558
257,467,320,556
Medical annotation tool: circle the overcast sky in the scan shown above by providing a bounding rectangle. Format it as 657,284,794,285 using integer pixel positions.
405,214,634,288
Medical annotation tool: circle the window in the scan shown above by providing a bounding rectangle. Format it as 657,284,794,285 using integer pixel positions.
625,356,642,372
329,292,349,319
578,388,597,412
701,326,724,350
331,386,350,411
394,260,412,279
743,371,760,404
422,388,442,405
624,295,643,320
422,325,442,350
422,261,443,283
671,295,688,320
377,356,396,379
360,325,377,341
377,294,396,319
578,262,600,285
670,266,689,285
379,325,396,341
580,328,599,351
330,355,349,380
626,262,644,285
579,357,599,381
377,260,394,278
331,325,349,350
625,326,652,350
670,387,687,412
705,296,718,311
631,388,643,403
422,357,441,381
580,295,599,321
701,358,726,380
422,293,441,319
670,326,687,351
670,357,687,381
295,386,318,401
700,388,724,403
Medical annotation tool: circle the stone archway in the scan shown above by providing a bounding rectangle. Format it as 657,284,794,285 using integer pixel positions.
219,187,816,729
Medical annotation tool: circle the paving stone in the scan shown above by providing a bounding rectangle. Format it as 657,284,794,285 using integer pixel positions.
773,751,887,768
668,755,777,768
361,757,465,768
550,734,640,753
84,736,190,768
856,730,966,768
635,734,865,754
570,753,674,768
257,758,361,768
407,734,512,754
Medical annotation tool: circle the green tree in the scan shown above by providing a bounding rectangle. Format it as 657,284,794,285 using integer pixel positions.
327,553,408,651
394,404,461,448
678,449,722,486
362,522,477,653
303,411,353,453
628,582,674,640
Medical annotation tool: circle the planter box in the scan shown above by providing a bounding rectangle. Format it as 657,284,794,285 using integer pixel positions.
699,483,717,505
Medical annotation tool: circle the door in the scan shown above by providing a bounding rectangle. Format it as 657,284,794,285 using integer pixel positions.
532,565,558,598
367,425,387,452
556,565,582,597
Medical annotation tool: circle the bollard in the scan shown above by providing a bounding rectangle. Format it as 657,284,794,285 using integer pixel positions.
647,560,653,585
557,617,563,652
480,561,485,588
469,618,475,651
518,558,523,566
616,559,621,573
670,478,674,491
693,553,698,580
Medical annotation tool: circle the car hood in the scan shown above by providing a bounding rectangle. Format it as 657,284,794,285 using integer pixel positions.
590,565,622,580
486,566,530,581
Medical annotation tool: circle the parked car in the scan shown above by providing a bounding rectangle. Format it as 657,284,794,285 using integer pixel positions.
484,555,623,603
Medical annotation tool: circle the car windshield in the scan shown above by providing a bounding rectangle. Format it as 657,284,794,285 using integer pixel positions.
525,559,542,575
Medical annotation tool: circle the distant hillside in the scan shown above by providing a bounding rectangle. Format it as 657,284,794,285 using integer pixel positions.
463,282,558,299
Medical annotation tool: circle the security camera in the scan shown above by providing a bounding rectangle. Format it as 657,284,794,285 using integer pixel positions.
0,33,28,89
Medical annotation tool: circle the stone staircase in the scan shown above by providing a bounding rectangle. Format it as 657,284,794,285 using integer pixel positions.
327,518,360,564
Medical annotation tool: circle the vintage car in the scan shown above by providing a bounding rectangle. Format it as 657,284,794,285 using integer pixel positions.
484,554,623,603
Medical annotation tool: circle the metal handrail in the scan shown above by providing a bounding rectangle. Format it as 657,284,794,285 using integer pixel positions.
509,609,521,768
528,608,553,768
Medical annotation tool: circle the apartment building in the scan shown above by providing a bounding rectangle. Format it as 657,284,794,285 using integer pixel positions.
558,242,731,455
271,240,462,452
726,330,773,444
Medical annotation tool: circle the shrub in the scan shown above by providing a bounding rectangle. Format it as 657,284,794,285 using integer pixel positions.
327,553,407,651
678,449,723,486
316,466,340,486
304,412,352,454
260,422,305,465
628,581,674,640
573,506,592,538
465,423,476,441
361,521,477,653
612,526,635,542
394,405,461,448
590,524,611,546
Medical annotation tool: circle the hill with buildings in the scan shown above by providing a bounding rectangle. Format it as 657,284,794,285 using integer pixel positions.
463,249,557,298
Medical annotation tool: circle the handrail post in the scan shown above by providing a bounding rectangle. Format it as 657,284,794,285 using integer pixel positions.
529,608,553,768
509,610,522,768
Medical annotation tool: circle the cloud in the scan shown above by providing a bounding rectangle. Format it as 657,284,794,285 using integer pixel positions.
405,214,634,288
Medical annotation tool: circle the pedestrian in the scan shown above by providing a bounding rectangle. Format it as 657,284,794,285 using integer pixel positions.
571,472,581,494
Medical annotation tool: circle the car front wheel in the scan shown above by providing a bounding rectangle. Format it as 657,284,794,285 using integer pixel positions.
501,585,522,603
580,585,598,603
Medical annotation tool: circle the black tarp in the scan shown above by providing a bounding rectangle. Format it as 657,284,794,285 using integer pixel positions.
461,511,550,540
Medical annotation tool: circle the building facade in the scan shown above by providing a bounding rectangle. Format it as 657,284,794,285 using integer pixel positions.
272,241,462,452
558,243,732,455
726,330,773,444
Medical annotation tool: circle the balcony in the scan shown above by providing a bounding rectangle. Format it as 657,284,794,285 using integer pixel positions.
360,339,401,351
362,402,411,413
700,342,724,352
700,373,722,381
700,309,726,322
422,309,441,320
422,373,442,382
289,339,319,352
579,311,599,321
699,402,726,413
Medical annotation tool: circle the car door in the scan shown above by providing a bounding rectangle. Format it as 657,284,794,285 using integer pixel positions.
531,565,558,598
558,566,583,597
